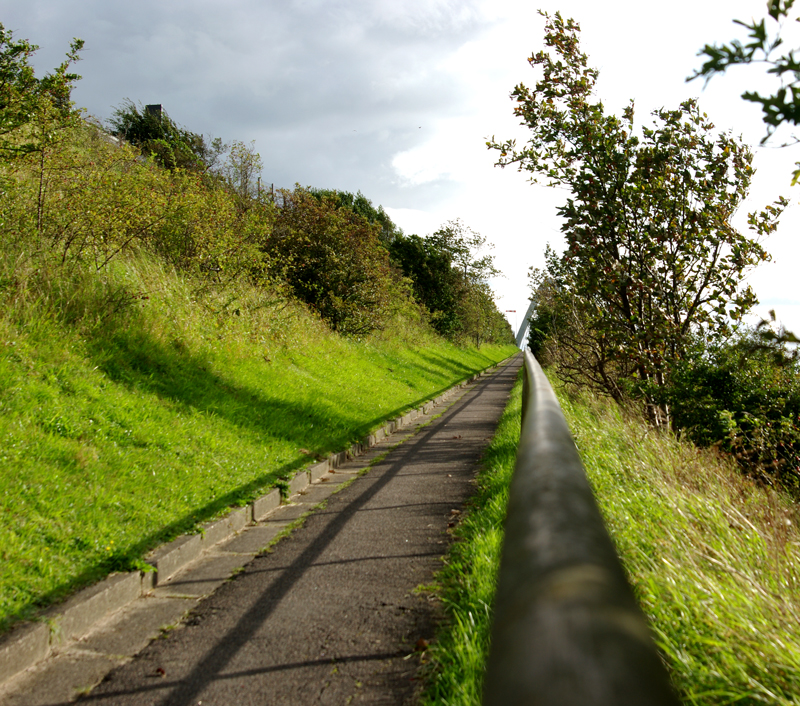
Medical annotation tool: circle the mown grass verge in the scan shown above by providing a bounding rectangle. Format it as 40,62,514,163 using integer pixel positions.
420,371,800,705
0,252,517,634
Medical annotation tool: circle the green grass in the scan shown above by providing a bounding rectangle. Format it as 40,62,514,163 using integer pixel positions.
564,390,800,705
0,253,517,633
420,372,800,706
420,370,522,706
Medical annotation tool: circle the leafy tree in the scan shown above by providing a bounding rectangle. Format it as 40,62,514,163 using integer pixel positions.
460,279,508,348
221,140,263,202
107,100,224,172
489,12,785,419
429,219,502,347
428,218,499,284
389,233,462,336
390,219,504,344
690,0,800,146
268,186,401,335
309,188,401,245
0,23,83,158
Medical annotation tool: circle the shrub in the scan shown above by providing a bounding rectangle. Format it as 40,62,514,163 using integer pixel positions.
268,186,404,336
657,331,800,491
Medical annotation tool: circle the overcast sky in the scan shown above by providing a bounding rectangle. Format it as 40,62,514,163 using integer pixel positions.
5,0,800,335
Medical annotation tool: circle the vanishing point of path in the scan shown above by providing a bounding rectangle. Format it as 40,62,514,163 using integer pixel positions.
24,354,521,706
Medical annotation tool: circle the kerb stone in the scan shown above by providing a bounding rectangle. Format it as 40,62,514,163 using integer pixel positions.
251,490,281,522
288,471,309,496
201,507,249,549
309,461,329,483
149,534,203,586
46,572,142,647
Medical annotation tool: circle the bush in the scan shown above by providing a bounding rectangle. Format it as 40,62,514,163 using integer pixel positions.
0,119,273,289
657,332,800,491
268,186,404,335
389,233,463,337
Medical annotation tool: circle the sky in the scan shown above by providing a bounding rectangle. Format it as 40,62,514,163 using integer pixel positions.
5,0,800,337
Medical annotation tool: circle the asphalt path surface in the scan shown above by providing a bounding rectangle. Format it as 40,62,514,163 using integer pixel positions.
80,354,522,706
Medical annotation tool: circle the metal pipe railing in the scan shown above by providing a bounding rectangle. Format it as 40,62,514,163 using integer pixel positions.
483,351,680,706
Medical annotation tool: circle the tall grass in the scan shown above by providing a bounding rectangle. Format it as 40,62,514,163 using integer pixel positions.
421,373,800,705
0,248,517,633
565,390,800,704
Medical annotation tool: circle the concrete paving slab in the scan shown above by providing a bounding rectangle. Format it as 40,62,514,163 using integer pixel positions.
266,503,313,523
153,552,253,598
1,651,120,706
78,596,199,658
323,462,359,479
294,483,339,505
219,525,287,555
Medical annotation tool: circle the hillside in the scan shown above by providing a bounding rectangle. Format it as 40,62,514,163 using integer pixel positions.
0,250,516,633
0,29,520,634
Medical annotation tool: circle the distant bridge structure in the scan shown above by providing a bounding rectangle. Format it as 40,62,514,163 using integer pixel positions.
515,300,536,349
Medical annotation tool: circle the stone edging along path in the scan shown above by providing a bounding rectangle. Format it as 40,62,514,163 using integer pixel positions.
0,357,514,689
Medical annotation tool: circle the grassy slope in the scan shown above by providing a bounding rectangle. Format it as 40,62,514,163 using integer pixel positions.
565,390,800,705
421,372,800,706
0,255,517,633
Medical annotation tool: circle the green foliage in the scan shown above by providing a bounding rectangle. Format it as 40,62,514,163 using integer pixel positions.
107,100,224,172
221,140,263,202
460,280,512,349
1,119,273,284
653,328,800,490
389,233,462,336
309,188,401,245
690,0,800,147
390,219,510,346
525,262,563,361
491,12,785,416
269,186,404,335
0,23,83,159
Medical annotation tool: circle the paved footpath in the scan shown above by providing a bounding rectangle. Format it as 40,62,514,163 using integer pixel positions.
3,354,522,706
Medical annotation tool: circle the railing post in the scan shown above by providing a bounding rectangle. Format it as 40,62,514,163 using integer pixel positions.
483,351,680,706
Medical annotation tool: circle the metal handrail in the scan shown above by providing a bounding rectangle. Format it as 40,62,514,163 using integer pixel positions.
483,351,681,706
